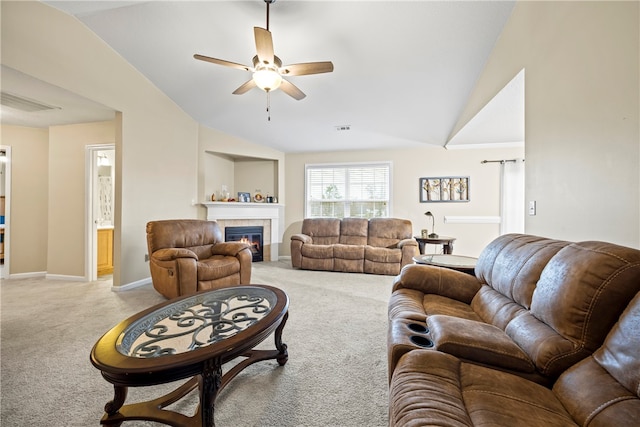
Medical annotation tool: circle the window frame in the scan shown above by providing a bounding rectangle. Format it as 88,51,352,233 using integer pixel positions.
304,161,393,219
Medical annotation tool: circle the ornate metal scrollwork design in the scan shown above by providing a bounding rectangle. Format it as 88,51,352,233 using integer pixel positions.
119,291,274,358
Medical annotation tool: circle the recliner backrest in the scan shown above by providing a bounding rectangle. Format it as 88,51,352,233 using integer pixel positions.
301,218,341,245
552,291,640,425
594,291,640,399
367,218,412,248
339,218,368,245
471,234,570,329
146,219,223,260
509,241,640,377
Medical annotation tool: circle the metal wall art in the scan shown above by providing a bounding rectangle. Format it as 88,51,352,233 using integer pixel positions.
420,176,469,202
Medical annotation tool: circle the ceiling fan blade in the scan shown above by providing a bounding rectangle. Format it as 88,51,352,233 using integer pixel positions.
281,61,334,76
194,54,251,71
254,27,275,65
232,79,257,95
280,79,306,100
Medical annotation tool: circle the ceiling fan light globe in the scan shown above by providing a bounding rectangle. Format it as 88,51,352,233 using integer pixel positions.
253,69,282,92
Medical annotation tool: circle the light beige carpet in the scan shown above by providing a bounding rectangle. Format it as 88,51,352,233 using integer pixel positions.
0,260,392,426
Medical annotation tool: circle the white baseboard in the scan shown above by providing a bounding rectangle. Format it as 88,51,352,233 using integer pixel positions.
112,277,152,292
46,273,85,281
7,271,47,280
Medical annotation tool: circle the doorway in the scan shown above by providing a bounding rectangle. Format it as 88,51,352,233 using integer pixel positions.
0,146,10,279
86,145,115,281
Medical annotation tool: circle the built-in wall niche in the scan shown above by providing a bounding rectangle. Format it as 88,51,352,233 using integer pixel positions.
204,151,279,202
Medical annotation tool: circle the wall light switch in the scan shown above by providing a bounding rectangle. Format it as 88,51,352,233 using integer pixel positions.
528,201,536,216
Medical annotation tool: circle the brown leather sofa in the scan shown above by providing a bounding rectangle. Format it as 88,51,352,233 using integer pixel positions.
146,219,252,299
387,233,640,425
389,291,640,426
290,218,418,275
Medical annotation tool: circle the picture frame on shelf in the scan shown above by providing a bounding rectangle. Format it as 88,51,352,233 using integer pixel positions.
237,192,251,203
420,176,469,202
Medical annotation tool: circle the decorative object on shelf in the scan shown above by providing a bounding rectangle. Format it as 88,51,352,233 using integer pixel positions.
420,176,469,202
211,193,216,201
266,195,274,203
220,184,230,202
424,211,438,238
254,193,264,202
238,192,251,203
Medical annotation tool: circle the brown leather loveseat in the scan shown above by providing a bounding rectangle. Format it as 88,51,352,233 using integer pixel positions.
291,217,418,275
387,233,640,425
146,219,252,299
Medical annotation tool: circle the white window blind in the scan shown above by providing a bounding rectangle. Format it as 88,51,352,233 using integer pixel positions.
305,162,391,218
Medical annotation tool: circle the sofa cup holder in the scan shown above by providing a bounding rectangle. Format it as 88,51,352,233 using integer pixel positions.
410,335,434,348
407,323,429,334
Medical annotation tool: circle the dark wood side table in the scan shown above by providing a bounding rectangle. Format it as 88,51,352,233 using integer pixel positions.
413,236,456,254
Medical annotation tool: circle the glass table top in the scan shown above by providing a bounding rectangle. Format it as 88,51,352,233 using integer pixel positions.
413,254,478,268
116,286,277,358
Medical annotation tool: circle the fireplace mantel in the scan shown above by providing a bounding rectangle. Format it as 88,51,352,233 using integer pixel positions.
202,202,283,261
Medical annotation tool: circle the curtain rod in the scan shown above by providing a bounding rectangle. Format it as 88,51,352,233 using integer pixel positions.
481,159,524,164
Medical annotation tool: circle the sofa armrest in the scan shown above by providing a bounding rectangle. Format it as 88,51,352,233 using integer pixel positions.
152,248,198,261
211,241,251,257
291,233,313,244
397,238,418,249
392,264,481,304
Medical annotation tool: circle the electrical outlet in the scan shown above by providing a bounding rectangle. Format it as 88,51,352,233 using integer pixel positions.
528,201,536,216
145,253,149,262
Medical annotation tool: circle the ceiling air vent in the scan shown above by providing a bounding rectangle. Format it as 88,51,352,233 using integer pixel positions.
335,125,351,131
0,91,60,112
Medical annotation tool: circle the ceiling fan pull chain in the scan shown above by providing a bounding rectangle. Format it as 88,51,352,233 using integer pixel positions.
267,91,271,121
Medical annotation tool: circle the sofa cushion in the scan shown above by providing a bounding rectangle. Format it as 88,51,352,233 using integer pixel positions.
339,218,368,246
423,294,483,321
334,243,364,260
365,246,402,263
197,255,240,280
300,244,334,259
367,218,412,248
334,243,365,273
427,315,535,373
471,285,529,330
301,218,340,245
389,350,577,427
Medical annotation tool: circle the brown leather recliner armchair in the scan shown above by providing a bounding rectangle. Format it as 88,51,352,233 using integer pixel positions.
146,219,252,299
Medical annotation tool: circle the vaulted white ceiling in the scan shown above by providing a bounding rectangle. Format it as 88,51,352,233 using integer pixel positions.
3,1,523,153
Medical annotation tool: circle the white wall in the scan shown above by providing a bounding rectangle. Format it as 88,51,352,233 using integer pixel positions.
453,1,639,248
2,2,199,286
284,145,524,258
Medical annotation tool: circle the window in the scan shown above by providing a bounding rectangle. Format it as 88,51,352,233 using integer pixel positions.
305,162,391,218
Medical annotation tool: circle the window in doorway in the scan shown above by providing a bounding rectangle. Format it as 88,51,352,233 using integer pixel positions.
304,162,391,218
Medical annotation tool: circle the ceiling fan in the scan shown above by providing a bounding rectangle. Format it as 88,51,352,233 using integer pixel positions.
194,0,334,103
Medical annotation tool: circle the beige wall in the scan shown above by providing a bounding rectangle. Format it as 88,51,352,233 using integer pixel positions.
47,121,115,277
2,1,200,286
2,1,637,283
453,1,639,248
284,145,524,258
197,124,285,217
1,125,49,274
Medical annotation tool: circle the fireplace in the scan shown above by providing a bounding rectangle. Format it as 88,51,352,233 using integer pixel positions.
225,226,264,262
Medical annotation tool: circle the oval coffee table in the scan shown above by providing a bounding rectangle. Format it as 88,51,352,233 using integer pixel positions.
91,285,289,427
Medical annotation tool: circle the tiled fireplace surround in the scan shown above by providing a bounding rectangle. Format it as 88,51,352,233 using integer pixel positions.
202,202,283,262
